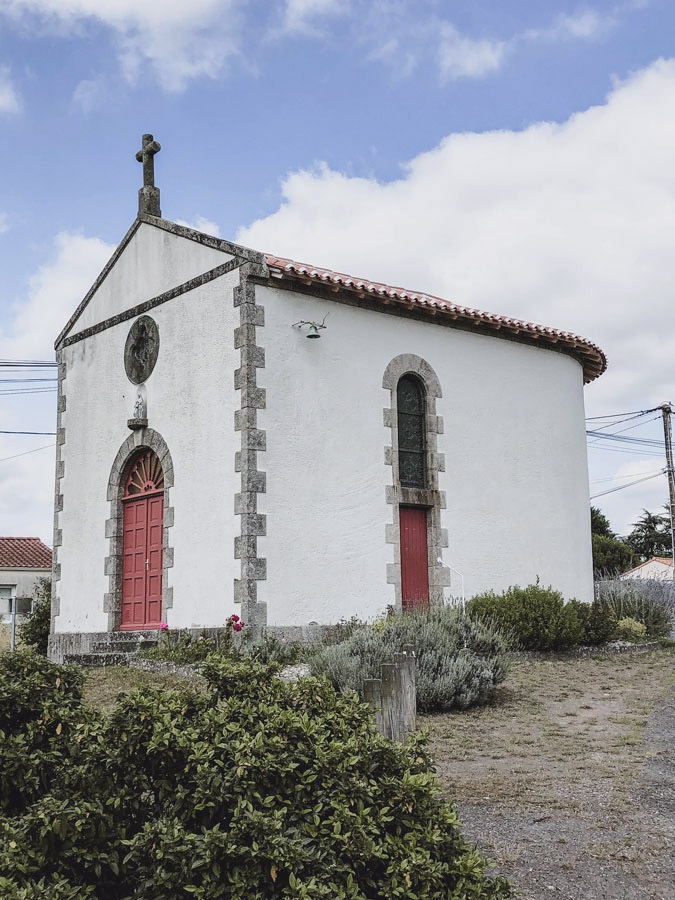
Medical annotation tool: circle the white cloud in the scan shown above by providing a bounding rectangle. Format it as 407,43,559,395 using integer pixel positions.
0,231,114,361
438,23,506,80
0,231,114,541
72,76,109,113
175,216,221,237
524,8,615,43
0,65,20,113
281,0,348,34
0,213,9,234
2,0,243,92
366,3,642,82
238,59,675,527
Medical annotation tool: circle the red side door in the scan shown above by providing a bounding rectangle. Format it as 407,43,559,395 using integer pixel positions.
122,494,163,629
400,506,430,611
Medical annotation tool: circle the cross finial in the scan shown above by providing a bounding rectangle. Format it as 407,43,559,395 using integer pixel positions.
136,133,162,217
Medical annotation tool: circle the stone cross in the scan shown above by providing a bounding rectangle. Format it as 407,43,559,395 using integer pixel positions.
136,134,162,217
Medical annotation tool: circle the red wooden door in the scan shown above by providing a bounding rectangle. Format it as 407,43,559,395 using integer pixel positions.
121,495,163,628
121,450,164,630
400,506,430,611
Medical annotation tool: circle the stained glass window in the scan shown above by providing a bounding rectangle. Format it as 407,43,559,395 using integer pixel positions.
397,375,426,488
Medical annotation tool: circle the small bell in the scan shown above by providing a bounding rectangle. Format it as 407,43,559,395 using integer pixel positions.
306,324,321,339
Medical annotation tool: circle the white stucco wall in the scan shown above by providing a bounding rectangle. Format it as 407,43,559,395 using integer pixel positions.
55,228,240,633
0,568,48,615
256,284,594,625
74,224,232,334
621,559,674,581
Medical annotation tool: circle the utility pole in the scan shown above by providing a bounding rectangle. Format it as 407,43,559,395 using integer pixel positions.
660,402,675,582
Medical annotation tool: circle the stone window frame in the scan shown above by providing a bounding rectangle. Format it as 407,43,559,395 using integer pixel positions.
383,354,450,610
104,428,175,631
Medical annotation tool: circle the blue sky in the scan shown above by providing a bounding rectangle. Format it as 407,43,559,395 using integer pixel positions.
1,0,675,546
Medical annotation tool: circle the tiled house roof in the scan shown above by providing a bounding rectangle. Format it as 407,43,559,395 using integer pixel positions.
0,537,53,569
265,255,607,384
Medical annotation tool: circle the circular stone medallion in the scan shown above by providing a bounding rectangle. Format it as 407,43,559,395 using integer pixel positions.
124,316,160,385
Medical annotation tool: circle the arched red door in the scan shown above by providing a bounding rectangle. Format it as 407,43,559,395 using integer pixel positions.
121,450,164,629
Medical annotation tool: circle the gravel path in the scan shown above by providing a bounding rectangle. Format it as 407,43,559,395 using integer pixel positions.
455,689,675,900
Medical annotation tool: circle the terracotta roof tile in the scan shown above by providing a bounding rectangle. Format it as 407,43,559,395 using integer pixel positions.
264,254,607,383
0,537,52,569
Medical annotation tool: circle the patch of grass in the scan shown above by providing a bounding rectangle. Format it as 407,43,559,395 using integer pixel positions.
82,666,206,715
423,647,675,818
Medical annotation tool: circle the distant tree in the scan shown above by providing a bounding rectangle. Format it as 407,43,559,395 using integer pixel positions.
590,506,635,575
18,576,51,654
591,506,614,538
626,507,672,562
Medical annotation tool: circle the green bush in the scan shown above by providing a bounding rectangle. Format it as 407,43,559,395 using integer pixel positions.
614,617,647,642
0,652,96,816
566,598,617,646
139,626,304,668
309,605,512,712
18,578,52,655
0,653,513,900
467,584,584,651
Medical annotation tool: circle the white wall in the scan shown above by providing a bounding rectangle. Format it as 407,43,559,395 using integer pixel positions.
257,284,594,625
0,567,47,600
621,559,673,581
56,229,241,633
74,224,232,334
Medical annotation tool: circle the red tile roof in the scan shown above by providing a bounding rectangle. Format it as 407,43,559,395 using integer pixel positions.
0,537,52,569
264,255,607,384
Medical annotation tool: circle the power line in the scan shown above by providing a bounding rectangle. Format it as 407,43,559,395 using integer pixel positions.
585,407,661,421
0,430,57,435
586,429,663,447
0,359,56,367
0,388,57,396
591,469,664,486
590,470,666,499
0,443,55,463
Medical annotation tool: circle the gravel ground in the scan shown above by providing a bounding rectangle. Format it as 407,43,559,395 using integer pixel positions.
425,652,675,900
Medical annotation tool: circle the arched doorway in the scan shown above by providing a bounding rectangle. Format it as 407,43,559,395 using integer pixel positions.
121,449,164,629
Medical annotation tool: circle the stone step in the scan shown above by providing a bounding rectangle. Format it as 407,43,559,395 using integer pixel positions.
64,652,131,668
91,639,158,653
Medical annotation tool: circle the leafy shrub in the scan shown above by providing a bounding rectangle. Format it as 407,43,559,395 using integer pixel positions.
18,578,52,655
595,578,674,639
247,633,305,666
566,598,618,646
0,653,513,899
614,617,647,642
0,652,96,815
139,624,304,668
309,605,512,712
467,584,584,651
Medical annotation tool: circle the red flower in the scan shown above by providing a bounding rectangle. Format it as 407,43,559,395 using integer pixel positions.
230,614,240,623
233,622,243,632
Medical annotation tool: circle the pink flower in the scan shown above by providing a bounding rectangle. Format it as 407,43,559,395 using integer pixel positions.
233,622,243,632
199,636,204,641
231,614,240,623
281,638,287,643
159,622,169,631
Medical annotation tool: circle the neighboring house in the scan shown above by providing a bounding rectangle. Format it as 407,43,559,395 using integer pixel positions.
48,135,607,663
0,536,53,621
620,557,674,581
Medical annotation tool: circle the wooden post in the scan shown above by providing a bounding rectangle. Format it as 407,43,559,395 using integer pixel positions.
363,678,385,736
364,646,416,742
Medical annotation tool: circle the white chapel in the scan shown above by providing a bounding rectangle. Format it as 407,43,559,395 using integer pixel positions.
48,135,606,662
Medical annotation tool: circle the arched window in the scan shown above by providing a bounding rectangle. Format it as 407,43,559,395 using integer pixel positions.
397,375,426,488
